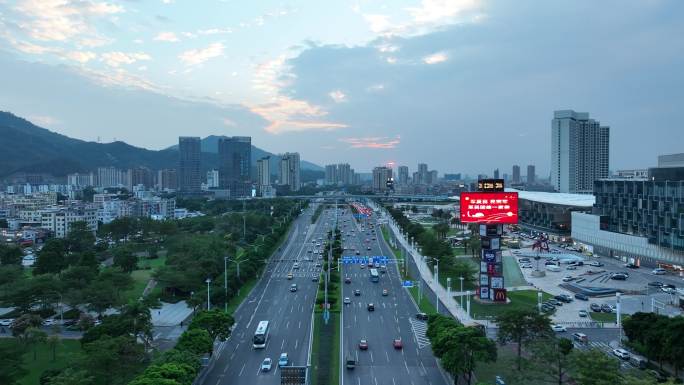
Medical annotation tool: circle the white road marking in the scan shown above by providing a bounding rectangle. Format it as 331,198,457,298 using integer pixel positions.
385,350,390,362
239,363,246,376
281,339,285,350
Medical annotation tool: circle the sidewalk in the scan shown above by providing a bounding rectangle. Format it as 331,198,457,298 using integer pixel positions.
370,203,488,327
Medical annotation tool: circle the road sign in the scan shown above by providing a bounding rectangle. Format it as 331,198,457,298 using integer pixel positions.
402,280,413,288
323,309,330,323
281,366,307,385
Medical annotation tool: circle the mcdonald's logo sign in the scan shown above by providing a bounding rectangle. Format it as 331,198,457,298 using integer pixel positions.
493,289,507,302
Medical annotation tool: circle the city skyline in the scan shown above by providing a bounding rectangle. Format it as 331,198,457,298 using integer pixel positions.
1,1,683,174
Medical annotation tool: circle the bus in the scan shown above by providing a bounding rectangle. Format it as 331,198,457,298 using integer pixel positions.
369,268,379,282
253,321,270,348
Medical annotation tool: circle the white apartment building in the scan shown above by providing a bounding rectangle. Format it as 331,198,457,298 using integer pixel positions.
551,110,610,194
279,153,301,191
39,206,98,238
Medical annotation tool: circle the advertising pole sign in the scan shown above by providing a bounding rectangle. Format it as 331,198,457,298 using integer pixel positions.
461,179,518,302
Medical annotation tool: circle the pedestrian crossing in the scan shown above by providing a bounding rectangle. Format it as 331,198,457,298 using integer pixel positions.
408,318,431,349
577,341,637,370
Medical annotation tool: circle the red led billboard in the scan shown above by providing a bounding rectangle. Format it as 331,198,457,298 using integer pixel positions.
459,192,519,224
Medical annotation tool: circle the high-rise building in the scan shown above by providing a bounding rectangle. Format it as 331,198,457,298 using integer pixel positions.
493,169,500,179
417,163,429,184
324,164,338,185
337,163,352,186
131,167,153,189
279,153,300,191
206,170,219,188
67,172,95,188
429,170,438,185
551,110,609,193
526,165,536,184
157,169,177,190
97,167,131,189
398,166,409,186
257,157,271,195
444,173,461,181
512,165,521,184
218,136,252,197
178,137,201,194
372,166,393,192
658,153,684,168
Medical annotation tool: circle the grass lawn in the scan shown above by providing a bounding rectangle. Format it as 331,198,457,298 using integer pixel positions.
0,339,83,385
407,285,437,315
467,290,553,320
474,345,547,385
138,255,166,270
590,312,618,323
226,279,258,314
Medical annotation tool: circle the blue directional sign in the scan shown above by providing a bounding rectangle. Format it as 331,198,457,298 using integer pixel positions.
340,256,391,264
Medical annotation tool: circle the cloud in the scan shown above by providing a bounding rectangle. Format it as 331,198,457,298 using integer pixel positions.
363,14,392,34
26,115,60,127
423,51,448,64
197,28,233,35
340,136,401,149
406,0,480,25
63,50,97,63
153,31,179,42
179,42,224,66
328,90,347,103
101,51,151,67
13,0,124,42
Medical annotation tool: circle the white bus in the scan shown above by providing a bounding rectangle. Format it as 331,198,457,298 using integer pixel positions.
369,268,379,282
253,321,270,348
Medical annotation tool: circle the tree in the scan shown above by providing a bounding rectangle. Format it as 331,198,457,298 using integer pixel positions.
33,239,67,275
433,325,496,385
526,337,573,385
47,368,94,385
0,341,27,384
121,301,153,348
82,336,145,385
113,249,138,273
0,218,8,228
25,327,48,360
433,222,451,239
66,221,95,254
571,349,621,385
188,310,234,341
176,329,213,355
47,334,61,362
496,309,552,370
0,244,22,265
11,313,44,337
665,317,684,377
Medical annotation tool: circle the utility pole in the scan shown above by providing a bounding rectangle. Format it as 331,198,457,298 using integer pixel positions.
224,257,228,313
205,278,212,311
435,263,439,313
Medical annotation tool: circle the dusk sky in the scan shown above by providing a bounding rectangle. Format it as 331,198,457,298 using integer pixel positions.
0,0,682,175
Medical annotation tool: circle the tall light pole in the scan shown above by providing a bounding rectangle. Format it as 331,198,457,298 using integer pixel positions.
459,276,464,308
616,292,622,346
205,278,212,311
434,263,439,313
224,257,228,313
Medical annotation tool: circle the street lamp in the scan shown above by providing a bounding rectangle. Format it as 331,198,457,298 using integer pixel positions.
205,278,212,311
459,276,464,308
434,262,440,313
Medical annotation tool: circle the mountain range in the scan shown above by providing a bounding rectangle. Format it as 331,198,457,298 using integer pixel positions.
0,111,322,179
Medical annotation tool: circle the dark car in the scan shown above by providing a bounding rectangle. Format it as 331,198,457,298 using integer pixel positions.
416,312,429,321
648,281,664,287
625,263,639,269
611,273,628,280
344,277,351,284
354,289,361,296
555,294,573,303
601,304,613,313
367,303,375,311
358,339,368,350
575,293,589,301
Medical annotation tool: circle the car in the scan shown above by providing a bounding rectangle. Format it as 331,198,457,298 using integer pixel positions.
588,261,604,267
611,273,628,280
360,264,365,269
518,258,530,263
367,303,375,311
578,310,589,317
343,297,351,305
359,339,368,350
287,272,294,280
566,265,577,270
355,250,360,255
612,348,631,360
662,283,676,289
551,324,567,332
354,289,361,296
572,332,588,343
278,353,289,367
562,276,574,282
345,277,351,284
662,287,676,294
575,293,589,301
545,261,558,266
550,299,563,306
290,284,297,292
625,263,639,269
367,246,371,251
541,304,554,313
312,276,319,282
382,289,389,296
0,319,13,327
393,339,403,349
521,264,533,269
261,357,273,372
652,268,667,275
648,281,664,287
416,312,429,321
43,319,56,326
601,304,614,313
590,303,602,312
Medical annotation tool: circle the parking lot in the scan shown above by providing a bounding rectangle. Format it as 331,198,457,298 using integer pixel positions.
509,243,683,322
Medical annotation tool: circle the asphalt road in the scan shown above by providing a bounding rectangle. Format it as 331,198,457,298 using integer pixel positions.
340,213,449,385
202,203,332,385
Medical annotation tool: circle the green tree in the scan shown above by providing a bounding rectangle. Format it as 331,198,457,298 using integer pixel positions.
66,221,95,253
571,349,620,385
47,334,61,362
25,327,48,360
526,337,573,385
11,313,44,337
0,341,27,384
113,249,138,273
189,310,235,341
433,325,497,385
433,222,451,239
47,368,94,385
496,309,552,370
176,329,213,355
0,244,23,265
665,317,684,377
121,301,153,348
33,239,67,275
82,336,145,385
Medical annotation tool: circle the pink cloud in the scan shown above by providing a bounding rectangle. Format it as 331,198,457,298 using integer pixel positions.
339,136,401,149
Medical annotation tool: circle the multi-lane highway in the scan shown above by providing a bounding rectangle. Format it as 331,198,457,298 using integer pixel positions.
340,211,449,385
202,203,333,385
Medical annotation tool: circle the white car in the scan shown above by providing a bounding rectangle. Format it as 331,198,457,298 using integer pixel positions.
562,276,574,282
652,268,667,275
588,261,603,267
551,324,567,332
0,319,13,327
612,348,630,360
343,297,351,304
261,357,273,372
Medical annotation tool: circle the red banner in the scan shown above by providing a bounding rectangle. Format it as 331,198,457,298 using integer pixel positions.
460,192,519,224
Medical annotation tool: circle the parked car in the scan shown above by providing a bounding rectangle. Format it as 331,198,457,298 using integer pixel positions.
625,263,639,269
588,261,604,267
0,319,13,327
612,348,630,360
590,303,602,312
575,293,589,301
555,294,573,303
521,264,533,269
261,358,273,372
566,265,577,270
562,276,574,282
578,310,589,317
648,281,664,287
610,273,628,280
601,304,614,313
652,268,667,275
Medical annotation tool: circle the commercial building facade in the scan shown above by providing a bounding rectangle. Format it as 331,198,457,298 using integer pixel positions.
372,167,393,193
513,189,594,240
178,137,201,194
551,110,609,194
218,136,252,197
